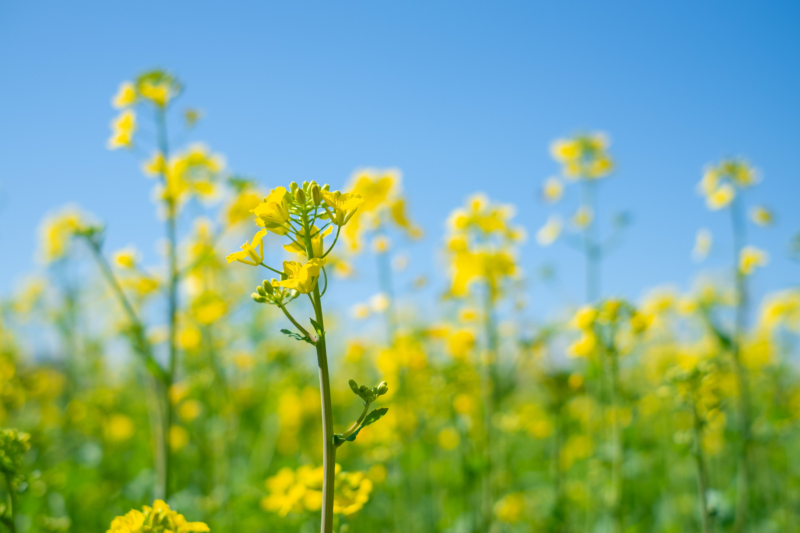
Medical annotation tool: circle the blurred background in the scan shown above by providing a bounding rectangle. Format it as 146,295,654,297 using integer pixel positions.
0,2,799,532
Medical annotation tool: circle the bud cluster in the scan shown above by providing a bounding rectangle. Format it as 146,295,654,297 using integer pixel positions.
349,379,389,404
251,279,297,306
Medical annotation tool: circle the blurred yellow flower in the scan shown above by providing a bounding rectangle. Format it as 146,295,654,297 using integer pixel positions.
448,329,475,360
568,331,597,358
750,205,774,226
739,246,768,275
572,206,593,228
437,427,461,450
550,132,613,180
494,492,526,524
536,215,562,246
169,425,190,451
692,228,712,262
706,183,735,210
106,499,208,533
107,110,136,149
112,81,137,108
542,176,564,202
104,414,135,443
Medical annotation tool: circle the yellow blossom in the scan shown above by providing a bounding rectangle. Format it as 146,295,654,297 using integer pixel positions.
448,329,475,360
706,184,735,210
542,176,564,202
142,152,166,177
739,246,768,275
112,81,137,108
226,229,267,266
750,205,774,226
568,331,597,358
106,499,209,533
274,259,325,294
107,110,136,149
283,225,332,258
572,206,593,228
536,215,562,246
252,187,291,235
113,248,138,269
437,427,461,450
494,493,526,524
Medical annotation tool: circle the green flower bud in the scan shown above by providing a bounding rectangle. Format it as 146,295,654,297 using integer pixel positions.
295,188,307,204
257,285,267,297
262,280,274,295
349,379,359,394
311,183,322,205
290,182,299,193
377,381,389,396
322,183,331,191
251,293,268,304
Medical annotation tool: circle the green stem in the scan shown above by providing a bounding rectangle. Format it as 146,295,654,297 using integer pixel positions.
580,180,601,302
480,283,499,532
692,398,713,533
156,106,178,501
4,473,16,533
607,344,623,533
730,195,752,533
301,209,336,533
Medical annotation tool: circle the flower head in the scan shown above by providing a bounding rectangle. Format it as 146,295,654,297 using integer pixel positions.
106,500,209,533
739,246,769,276
253,187,291,235
226,229,267,266
275,259,326,294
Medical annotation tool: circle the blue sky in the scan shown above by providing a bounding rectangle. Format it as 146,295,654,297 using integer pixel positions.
1,1,798,320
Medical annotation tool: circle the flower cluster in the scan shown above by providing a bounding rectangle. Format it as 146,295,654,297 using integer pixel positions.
341,168,422,252
445,194,524,301
550,132,614,180
698,158,759,210
261,464,374,517
106,500,209,533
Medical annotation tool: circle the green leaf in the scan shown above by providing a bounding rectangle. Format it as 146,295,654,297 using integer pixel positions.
309,318,325,339
280,329,313,345
361,407,389,428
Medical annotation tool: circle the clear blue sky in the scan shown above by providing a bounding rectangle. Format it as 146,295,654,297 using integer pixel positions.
1,1,798,318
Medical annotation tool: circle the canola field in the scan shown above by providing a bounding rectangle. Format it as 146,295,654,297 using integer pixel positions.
1,69,798,533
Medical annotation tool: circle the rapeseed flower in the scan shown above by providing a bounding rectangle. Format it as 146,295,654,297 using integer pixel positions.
226,229,267,266
274,259,326,294
550,132,614,180
106,500,208,533
739,246,768,275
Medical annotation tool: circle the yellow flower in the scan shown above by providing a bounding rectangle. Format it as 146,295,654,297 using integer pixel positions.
225,190,262,225
706,183,735,210
739,246,769,275
106,500,209,533
107,110,136,150
750,205,774,226
572,206,593,228
113,248,138,269
252,187,291,235
112,81,137,108
143,152,166,177
321,190,363,226
542,176,564,202
536,215,562,246
447,329,475,360
275,259,326,294
169,425,190,451
450,250,516,300
693,228,712,262
139,80,172,107
226,229,267,266
571,306,597,330
495,493,526,524
39,207,92,262
104,414,135,442
437,427,461,450
568,331,597,358
550,132,613,180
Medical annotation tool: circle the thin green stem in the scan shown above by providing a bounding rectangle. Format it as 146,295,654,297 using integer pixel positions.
730,195,753,533
301,209,336,533
480,283,499,533
4,473,16,533
580,180,601,303
156,106,178,501
692,398,713,533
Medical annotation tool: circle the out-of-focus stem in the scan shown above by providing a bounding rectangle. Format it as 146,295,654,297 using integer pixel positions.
730,195,752,533
580,180,601,303
691,398,713,533
156,106,179,500
480,283,499,532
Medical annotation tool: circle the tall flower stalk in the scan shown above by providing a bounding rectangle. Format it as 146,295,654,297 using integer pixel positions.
697,158,770,532
228,181,389,533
